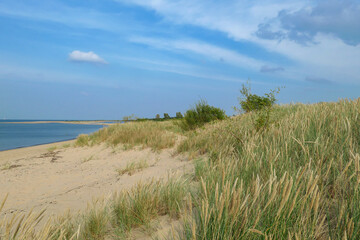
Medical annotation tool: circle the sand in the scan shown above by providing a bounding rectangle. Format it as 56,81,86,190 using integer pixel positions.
0,140,192,225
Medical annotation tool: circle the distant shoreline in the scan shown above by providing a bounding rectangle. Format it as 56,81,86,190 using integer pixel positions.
0,121,115,125
0,139,76,153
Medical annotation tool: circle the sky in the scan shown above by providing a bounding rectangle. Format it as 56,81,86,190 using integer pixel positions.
0,0,359,119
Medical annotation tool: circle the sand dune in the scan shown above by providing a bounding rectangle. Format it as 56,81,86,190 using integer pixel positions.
0,141,192,223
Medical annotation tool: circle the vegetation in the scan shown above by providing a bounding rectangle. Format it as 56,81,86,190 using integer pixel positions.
2,94,360,239
176,112,183,118
117,159,149,176
75,120,181,151
234,83,281,131
0,176,188,239
164,113,171,119
177,98,360,239
180,100,227,130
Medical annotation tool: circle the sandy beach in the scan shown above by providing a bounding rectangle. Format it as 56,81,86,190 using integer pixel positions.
0,140,192,222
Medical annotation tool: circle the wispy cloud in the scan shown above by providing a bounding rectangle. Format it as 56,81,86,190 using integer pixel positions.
68,50,107,64
130,37,266,70
305,76,332,84
120,0,360,85
260,65,284,73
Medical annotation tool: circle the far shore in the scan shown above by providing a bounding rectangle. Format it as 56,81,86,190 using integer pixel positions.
0,120,117,125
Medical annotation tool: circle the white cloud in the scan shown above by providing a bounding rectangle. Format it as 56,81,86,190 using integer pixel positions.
120,0,360,85
68,50,107,64
130,37,266,70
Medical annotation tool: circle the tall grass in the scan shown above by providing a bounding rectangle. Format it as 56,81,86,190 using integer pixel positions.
75,120,181,151
2,99,359,239
1,175,188,239
176,99,360,239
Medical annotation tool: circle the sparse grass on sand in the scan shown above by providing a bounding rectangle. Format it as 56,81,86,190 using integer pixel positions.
117,159,149,176
1,98,359,239
75,120,182,151
0,176,188,239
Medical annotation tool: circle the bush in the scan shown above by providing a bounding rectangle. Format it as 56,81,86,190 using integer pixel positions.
236,83,278,113
180,100,226,130
176,112,183,118
163,113,171,119
235,83,280,131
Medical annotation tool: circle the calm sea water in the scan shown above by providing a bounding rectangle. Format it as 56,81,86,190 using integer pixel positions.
0,120,106,151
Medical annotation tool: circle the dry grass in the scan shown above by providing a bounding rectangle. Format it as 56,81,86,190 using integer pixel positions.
176,98,360,239
3,99,359,239
117,159,149,176
75,120,181,151
1,176,189,239
81,155,95,163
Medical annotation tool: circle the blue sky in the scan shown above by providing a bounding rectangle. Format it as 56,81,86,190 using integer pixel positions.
0,0,359,119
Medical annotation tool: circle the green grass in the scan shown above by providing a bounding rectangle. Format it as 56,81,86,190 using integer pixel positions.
2,98,359,239
176,98,360,239
75,120,182,151
117,159,149,175
47,146,57,152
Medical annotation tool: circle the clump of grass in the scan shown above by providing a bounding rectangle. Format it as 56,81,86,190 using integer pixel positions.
0,162,11,170
75,134,90,147
47,146,57,152
62,143,71,148
82,155,95,163
0,162,21,170
51,199,109,240
0,176,189,239
117,159,149,176
112,178,188,237
0,194,62,239
75,121,180,151
176,98,360,239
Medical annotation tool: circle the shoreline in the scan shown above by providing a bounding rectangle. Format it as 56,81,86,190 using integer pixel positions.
0,139,75,163
0,138,77,154
0,120,116,125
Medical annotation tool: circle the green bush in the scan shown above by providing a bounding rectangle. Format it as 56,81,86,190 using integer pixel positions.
236,83,278,113
180,100,226,130
163,113,171,119
235,83,280,131
176,112,183,118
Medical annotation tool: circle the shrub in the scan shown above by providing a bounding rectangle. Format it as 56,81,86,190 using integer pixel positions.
180,100,226,130
164,113,171,119
235,83,278,113
235,83,280,131
176,112,183,118
155,114,160,119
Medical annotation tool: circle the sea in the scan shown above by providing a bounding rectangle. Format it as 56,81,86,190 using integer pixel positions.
0,120,110,151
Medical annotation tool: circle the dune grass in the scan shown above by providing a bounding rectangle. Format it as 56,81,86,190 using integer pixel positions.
175,98,360,239
75,120,182,151
1,176,189,239
117,159,149,176
2,99,359,239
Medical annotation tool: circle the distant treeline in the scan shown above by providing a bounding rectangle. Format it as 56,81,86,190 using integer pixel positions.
123,112,184,122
